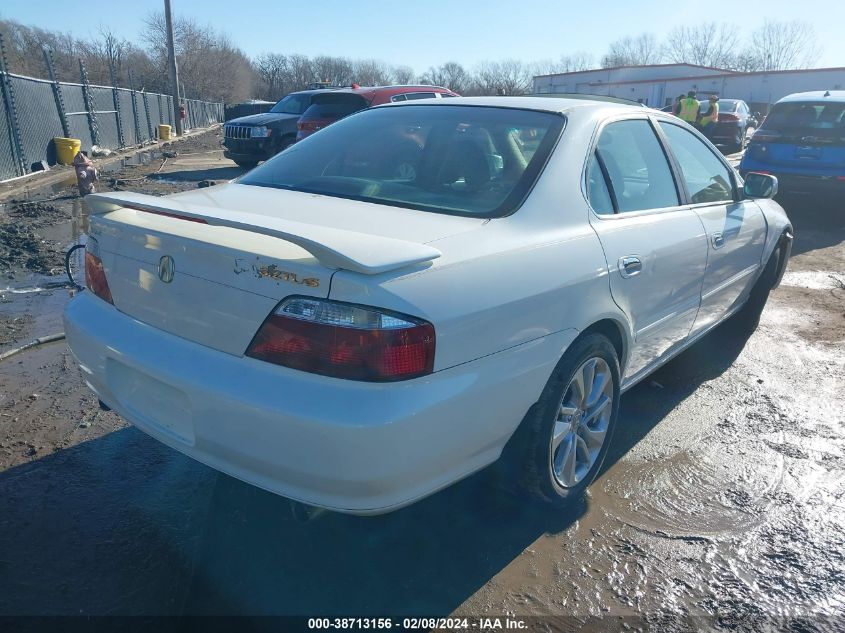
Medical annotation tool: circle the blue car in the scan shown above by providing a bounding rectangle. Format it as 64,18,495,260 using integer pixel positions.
740,90,845,194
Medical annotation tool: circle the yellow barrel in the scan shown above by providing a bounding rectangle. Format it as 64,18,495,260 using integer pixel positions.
158,124,172,141
54,137,81,165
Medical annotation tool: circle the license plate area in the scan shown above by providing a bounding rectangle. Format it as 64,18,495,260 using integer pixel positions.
794,146,822,160
107,358,195,445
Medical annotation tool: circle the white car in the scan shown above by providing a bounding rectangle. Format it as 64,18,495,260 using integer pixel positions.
65,97,792,515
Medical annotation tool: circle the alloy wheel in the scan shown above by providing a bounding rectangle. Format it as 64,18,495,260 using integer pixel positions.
550,357,614,488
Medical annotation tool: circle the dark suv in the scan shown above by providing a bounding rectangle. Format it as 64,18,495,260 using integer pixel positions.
223,89,340,168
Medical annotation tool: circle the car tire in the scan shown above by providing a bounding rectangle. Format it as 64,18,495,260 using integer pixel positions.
514,333,621,508
733,245,781,332
234,160,258,169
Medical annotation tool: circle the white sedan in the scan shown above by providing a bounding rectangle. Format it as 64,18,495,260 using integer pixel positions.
65,97,792,515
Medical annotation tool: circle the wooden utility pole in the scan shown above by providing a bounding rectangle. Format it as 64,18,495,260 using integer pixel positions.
164,0,182,135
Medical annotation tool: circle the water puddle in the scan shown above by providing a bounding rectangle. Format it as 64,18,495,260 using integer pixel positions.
597,439,784,538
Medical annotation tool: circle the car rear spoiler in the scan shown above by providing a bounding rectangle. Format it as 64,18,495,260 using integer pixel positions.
85,191,441,275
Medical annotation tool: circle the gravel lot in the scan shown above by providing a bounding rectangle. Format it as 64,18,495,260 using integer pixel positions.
0,130,842,629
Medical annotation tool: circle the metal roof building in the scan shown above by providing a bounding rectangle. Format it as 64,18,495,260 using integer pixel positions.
533,64,845,113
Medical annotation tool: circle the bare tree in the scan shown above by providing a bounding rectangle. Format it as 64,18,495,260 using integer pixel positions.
555,52,594,73
664,23,739,68
602,33,662,67
533,52,594,77
391,65,415,84
142,12,254,102
730,51,765,72
744,20,822,71
255,53,289,99
353,59,392,86
312,55,354,86
472,60,532,95
420,62,470,93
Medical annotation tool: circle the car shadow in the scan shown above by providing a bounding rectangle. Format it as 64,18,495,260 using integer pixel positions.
0,320,756,617
602,317,751,475
775,192,845,257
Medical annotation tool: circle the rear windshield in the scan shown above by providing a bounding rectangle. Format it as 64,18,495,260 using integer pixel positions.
303,94,368,119
239,105,564,218
699,99,737,114
761,101,845,138
270,93,313,115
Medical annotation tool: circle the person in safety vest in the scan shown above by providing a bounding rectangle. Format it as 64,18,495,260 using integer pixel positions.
673,94,686,116
678,90,699,124
699,94,720,137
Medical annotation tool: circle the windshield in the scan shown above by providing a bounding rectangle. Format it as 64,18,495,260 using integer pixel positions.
240,105,564,217
699,99,737,114
761,101,845,138
270,93,313,115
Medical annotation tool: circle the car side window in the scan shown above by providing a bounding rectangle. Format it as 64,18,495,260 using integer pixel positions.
658,122,736,205
586,153,614,214
390,95,407,102
594,119,679,213
404,92,438,100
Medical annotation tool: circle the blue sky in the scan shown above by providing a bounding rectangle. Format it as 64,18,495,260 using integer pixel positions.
3,0,843,71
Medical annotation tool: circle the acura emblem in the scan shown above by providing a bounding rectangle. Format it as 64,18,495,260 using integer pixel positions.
158,255,175,283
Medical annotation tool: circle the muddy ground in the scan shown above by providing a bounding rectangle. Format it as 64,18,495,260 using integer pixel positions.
0,131,843,630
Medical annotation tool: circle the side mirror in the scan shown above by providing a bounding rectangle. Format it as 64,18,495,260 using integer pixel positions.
743,172,778,199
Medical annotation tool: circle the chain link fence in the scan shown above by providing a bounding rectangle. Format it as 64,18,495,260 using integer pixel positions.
0,71,224,182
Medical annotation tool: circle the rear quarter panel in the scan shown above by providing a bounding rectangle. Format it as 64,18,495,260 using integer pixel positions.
329,219,615,372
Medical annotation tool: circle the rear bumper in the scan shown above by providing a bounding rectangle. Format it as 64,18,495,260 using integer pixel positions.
64,292,573,514
739,158,845,194
704,122,742,144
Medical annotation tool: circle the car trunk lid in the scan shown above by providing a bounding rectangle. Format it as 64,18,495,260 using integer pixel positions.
85,187,481,355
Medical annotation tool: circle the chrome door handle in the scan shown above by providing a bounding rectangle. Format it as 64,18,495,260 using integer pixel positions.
712,232,725,249
619,256,642,278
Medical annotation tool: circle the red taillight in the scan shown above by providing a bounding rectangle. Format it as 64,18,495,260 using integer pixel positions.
719,113,740,122
297,119,329,132
84,238,113,304
246,297,435,382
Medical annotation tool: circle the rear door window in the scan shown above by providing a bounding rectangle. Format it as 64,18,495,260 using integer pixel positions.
659,122,735,204
403,92,438,100
593,119,679,213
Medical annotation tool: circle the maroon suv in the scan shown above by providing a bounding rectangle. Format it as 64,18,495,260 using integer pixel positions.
295,85,458,141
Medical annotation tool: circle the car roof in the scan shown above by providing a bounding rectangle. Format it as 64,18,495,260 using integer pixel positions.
288,88,349,96
377,95,640,115
326,85,455,98
531,93,647,107
776,90,845,103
